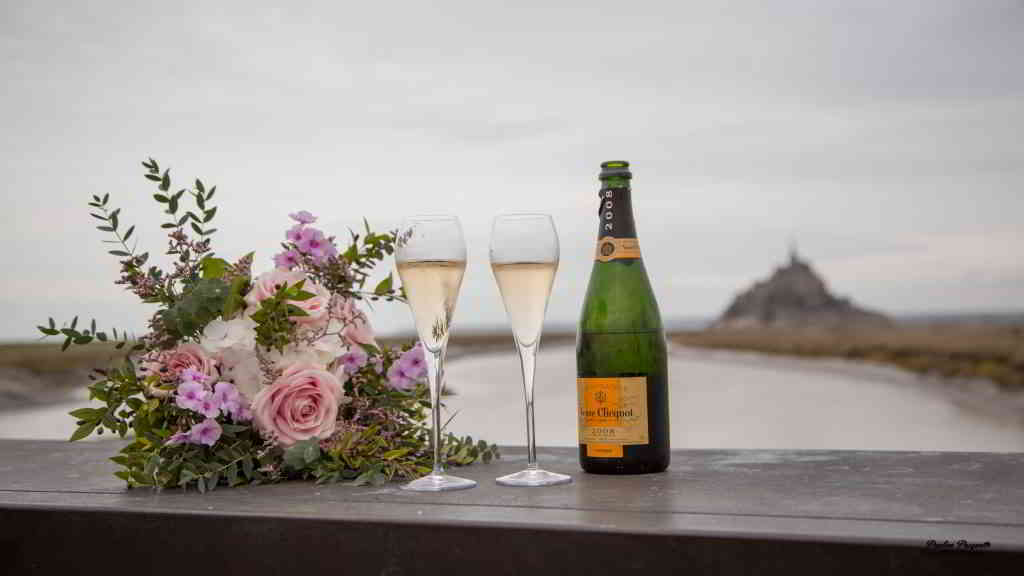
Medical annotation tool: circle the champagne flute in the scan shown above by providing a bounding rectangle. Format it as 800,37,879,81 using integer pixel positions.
490,214,572,487
396,215,476,492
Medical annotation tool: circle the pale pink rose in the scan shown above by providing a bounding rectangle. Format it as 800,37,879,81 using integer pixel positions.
334,297,377,347
245,268,331,326
143,343,217,383
251,362,344,446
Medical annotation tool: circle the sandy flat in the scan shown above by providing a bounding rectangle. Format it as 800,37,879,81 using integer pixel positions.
2,345,1023,452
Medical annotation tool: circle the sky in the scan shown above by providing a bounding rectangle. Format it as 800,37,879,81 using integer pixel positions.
1,0,1022,340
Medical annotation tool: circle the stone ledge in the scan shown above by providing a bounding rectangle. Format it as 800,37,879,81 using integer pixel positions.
1,440,1021,575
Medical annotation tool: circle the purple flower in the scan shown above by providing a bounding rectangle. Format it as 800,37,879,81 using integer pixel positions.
397,345,426,380
180,367,207,385
296,227,327,255
372,357,384,374
386,362,416,391
233,403,253,422
189,418,223,446
197,394,222,418
313,240,338,264
175,380,207,412
340,348,368,373
273,249,301,270
289,210,317,224
213,381,249,421
167,431,190,445
286,223,305,243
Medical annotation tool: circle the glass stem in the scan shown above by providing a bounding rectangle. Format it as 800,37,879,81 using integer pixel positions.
517,341,538,469
424,346,445,476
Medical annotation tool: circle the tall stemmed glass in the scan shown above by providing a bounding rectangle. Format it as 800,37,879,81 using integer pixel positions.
396,216,476,492
490,214,572,487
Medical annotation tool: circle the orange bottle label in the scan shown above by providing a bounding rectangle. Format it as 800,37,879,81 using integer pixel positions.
595,237,641,262
577,377,649,455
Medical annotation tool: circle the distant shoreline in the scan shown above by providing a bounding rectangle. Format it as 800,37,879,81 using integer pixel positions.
3,321,1022,410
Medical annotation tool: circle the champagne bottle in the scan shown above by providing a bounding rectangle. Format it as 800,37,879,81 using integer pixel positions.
577,161,670,474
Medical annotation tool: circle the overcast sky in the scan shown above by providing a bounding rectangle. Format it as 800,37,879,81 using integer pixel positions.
2,0,1022,340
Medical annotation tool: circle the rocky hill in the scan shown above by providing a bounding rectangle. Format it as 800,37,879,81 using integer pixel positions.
713,248,890,330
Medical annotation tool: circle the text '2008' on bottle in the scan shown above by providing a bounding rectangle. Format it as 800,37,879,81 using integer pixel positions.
577,161,670,474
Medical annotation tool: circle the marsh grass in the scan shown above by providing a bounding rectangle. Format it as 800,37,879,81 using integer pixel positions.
671,324,1024,390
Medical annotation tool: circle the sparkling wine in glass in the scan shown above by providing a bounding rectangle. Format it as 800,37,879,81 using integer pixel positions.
396,216,476,492
490,214,572,487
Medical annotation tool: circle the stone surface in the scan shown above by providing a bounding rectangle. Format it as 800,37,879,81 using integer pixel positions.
715,249,890,329
1,440,1022,574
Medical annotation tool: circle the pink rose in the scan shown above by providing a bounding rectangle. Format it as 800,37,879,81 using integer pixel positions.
251,363,344,446
334,297,377,347
142,343,217,383
245,268,331,326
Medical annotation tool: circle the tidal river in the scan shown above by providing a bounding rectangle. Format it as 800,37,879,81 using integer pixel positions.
2,346,1023,451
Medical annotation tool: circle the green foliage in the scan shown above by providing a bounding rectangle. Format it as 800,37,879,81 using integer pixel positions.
38,316,138,352
249,280,315,352
159,278,231,340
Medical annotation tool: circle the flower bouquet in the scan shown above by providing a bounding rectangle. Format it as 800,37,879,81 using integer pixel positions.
38,159,497,491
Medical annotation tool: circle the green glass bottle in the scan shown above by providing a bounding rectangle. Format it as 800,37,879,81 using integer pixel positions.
577,161,670,474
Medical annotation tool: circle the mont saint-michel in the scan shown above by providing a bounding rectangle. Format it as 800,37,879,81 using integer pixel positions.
713,248,890,330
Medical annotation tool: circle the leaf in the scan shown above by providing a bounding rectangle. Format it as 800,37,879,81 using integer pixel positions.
283,439,320,470
37,326,59,336
109,250,131,257
69,421,98,442
90,213,107,221
206,470,220,492
382,448,410,460
97,226,115,232
227,462,239,486
70,316,78,330
145,174,163,182
373,273,393,296
195,179,205,194
350,469,376,486
191,222,203,236
159,169,170,192
241,456,254,479
302,440,320,464
203,207,217,222
200,257,228,279
222,276,248,319
153,194,169,203
290,290,315,301
69,407,103,420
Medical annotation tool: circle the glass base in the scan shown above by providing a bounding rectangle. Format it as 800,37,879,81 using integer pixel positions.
402,473,477,492
496,468,572,487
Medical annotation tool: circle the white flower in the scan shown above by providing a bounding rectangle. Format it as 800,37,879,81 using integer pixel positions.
310,333,347,366
219,348,263,401
267,345,322,370
200,317,258,354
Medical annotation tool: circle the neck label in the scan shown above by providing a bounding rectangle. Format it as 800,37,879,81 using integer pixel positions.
596,186,640,261
595,237,641,262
